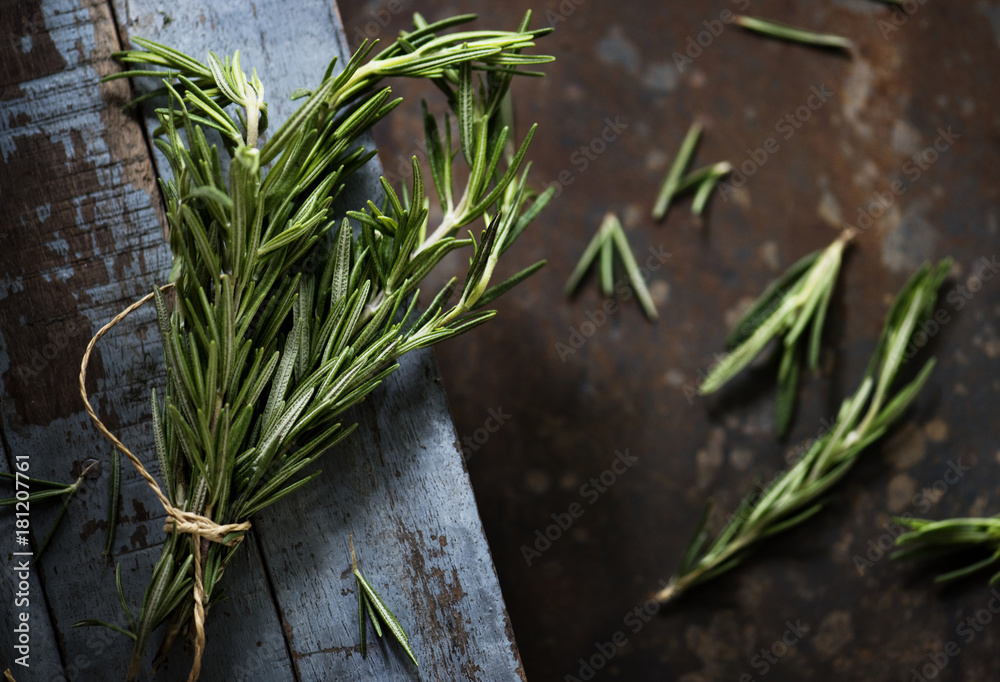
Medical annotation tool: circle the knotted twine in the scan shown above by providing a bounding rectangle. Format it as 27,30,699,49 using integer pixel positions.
78,284,251,682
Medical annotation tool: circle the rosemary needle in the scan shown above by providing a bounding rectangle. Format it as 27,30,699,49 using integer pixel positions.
564,217,614,295
688,162,732,217
893,515,1000,585
565,213,659,320
599,223,615,296
608,217,659,321
735,15,855,52
351,535,418,666
104,449,121,560
652,120,702,221
659,259,950,604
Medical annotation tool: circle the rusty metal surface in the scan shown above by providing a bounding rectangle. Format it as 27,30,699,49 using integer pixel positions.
340,0,1000,680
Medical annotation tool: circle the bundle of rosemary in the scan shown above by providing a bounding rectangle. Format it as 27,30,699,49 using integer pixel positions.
658,259,950,604
77,13,553,680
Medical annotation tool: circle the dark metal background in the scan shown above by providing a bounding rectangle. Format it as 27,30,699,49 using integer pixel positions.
341,1,1000,680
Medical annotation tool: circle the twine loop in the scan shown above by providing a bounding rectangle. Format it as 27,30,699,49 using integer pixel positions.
78,284,250,682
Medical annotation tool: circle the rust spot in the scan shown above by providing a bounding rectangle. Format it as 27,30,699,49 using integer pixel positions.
129,524,148,551
131,498,151,522
80,517,106,542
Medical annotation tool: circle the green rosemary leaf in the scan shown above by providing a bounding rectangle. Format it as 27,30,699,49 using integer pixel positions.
700,294,796,394
599,227,615,297
104,449,121,559
689,163,730,217
472,260,546,310
564,220,610,295
364,594,383,639
894,516,1000,585
734,15,855,51
726,249,823,350
354,569,419,666
72,620,137,641
610,217,659,320
775,341,801,438
678,500,713,575
115,563,136,633
358,571,367,657
652,120,702,221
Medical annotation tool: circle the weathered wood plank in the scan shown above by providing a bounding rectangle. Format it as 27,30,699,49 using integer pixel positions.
0,0,293,679
112,0,526,678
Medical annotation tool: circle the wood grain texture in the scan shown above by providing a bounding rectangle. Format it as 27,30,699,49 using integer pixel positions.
2,0,524,679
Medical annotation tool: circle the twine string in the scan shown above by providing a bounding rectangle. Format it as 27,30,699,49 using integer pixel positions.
78,284,250,682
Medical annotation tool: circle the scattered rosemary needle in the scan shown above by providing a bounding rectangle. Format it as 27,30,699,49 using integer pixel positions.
657,259,950,604
34,461,97,563
2,462,96,562
79,12,554,680
893,515,1000,585
351,535,418,666
684,161,733,218
565,212,659,320
700,229,855,436
652,120,701,221
104,448,121,560
734,15,855,52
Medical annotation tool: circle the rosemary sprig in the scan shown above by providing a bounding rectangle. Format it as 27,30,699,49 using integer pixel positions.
657,259,950,604
734,15,855,52
700,229,855,436
81,13,553,679
893,515,1000,585
565,212,658,320
351,535,418,666
2,462,96,562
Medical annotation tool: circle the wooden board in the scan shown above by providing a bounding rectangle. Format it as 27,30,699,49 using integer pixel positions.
0,0,524,679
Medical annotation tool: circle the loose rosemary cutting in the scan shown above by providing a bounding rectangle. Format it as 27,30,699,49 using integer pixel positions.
77,13,553,680
700,229,855,436
657,259,950,604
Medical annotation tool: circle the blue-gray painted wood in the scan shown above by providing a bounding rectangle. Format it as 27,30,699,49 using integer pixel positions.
1,0,525,679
